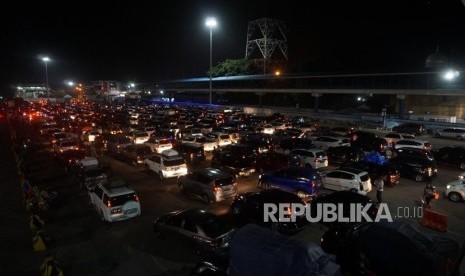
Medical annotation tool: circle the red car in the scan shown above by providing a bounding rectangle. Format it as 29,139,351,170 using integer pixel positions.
255,151,301,173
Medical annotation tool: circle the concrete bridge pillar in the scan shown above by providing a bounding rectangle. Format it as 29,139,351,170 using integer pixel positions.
397,95,407,119
312,93,321,113
255,92,266,108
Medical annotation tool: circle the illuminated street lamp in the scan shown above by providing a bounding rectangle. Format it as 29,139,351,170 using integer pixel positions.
205,17,217,105
67,81,74,86
42,57,50,101
443,70,459,81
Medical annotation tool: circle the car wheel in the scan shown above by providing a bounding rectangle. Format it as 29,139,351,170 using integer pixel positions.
459,163,465,170
159,171,164,180
179,184,185,193
131,160,137,166
270,222,280,232
448,192,462,202
415,174,424,182
349,188,358,193
202,194,210,204
100,210,106,222
434,133,441,138
144,164,150,172
457,136,463,141
232,203,243,215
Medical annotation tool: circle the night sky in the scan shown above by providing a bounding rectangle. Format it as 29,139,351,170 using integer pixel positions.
2,0,465,96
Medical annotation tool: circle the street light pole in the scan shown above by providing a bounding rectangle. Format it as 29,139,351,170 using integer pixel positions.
42,57,50,101
205,17,217,105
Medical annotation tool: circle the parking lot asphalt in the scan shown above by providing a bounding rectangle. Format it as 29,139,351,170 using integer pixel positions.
2,117,465,275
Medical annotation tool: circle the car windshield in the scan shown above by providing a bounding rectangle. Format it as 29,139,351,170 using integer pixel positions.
61,141,76,147
55,133,67,139
199,218,230,238
136,147,152,155
119,137,131,144
85,169,104,177
215,176,234,186
135,133,148,137
164,159,185,166
110,193,137,206
220,134,230,139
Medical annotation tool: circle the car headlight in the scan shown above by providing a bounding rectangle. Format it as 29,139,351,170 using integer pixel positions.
446,185,451,189
258,174,262,179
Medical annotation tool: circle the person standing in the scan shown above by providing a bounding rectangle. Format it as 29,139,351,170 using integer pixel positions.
374,175,385,203
423,182,435,208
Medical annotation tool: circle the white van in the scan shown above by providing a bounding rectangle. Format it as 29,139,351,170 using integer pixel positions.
144,149,188,179
89,178,141,222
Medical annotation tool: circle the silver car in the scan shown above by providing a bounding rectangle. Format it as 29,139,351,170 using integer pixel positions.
178,168,237,203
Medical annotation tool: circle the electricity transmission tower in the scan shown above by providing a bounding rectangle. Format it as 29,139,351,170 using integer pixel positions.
245,18,288,74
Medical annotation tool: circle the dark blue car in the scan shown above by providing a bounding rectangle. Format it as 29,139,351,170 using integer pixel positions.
258,167,322,198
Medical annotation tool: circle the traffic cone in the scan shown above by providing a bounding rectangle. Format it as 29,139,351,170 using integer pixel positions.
33,231,47,251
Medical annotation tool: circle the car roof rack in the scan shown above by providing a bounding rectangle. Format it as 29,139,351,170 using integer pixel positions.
103,177,127,189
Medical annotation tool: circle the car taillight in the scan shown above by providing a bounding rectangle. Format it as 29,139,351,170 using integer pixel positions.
106,200,112,208
214,186,221,193
232,182,237,188
135,195,140,202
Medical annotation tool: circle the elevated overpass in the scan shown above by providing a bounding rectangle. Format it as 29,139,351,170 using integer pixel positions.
152,71,465,119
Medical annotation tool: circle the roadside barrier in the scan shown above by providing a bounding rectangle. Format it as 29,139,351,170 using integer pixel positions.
32,230,47,251
421,208,448,232
41,254,64,276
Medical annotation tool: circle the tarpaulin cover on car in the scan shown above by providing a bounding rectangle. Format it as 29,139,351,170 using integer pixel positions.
229,224,341,276
355,220,460,276
363,152,388,166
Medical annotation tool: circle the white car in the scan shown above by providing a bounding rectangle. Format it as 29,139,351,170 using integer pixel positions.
445,179,465,202
206,132,232,147
262,124,275,135
144,149,188,179
182,136,217,152
312,136,350,150
384,133,415,146
322,168,372,195
290,148,329,169
54,139,79,154
89,179,141,222
145,136,173,153
143,126,157,136
132,132,150,144
394,139,431,151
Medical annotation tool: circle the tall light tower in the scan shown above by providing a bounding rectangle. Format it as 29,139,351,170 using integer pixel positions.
205,17,217,105
42,57,50,101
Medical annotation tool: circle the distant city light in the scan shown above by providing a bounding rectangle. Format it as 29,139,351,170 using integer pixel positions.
443,70,459,81
275,70,281,76
357,96,362,101
160,90,164,95
42,57,50,62
67,81,74,86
